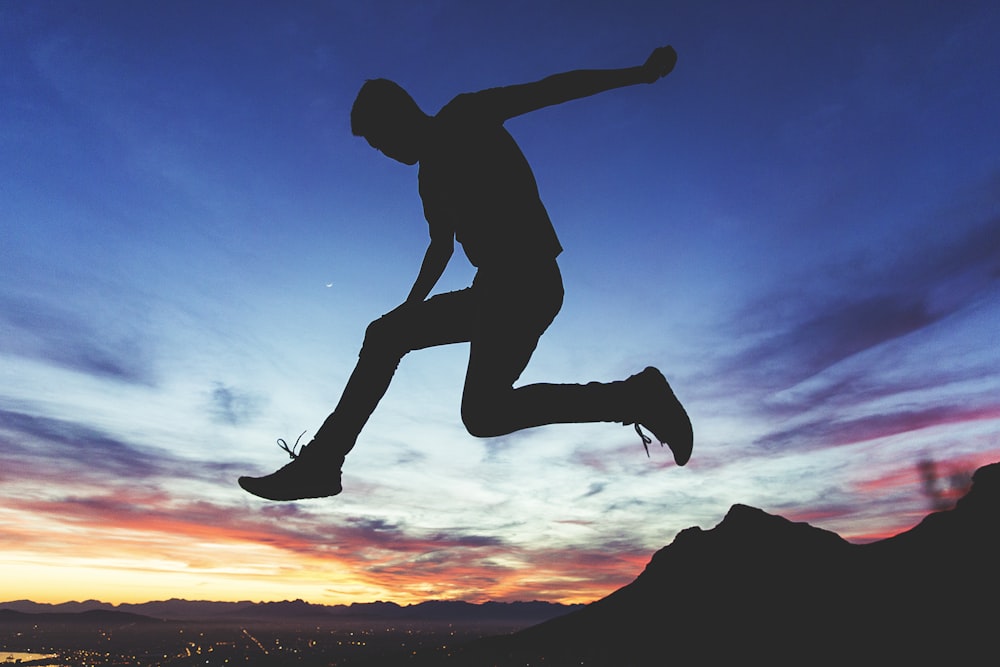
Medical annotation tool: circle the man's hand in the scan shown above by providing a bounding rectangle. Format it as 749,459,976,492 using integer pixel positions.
405,236,453,305
641,45,677,83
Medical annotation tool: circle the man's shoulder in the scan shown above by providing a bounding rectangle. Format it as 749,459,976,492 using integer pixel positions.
435,92,474,120
436,89,503,124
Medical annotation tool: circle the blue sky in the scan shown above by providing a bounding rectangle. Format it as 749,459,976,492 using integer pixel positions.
2,0,999,605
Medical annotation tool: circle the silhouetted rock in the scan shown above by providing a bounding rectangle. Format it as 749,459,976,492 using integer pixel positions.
439,462,1000,666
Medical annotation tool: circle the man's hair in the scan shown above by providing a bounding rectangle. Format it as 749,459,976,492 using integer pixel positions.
350,78,422,138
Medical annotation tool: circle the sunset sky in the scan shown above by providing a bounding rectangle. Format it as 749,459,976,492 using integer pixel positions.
3,1,999,607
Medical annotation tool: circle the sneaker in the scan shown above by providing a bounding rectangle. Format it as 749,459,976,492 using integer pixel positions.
239,436,344,501
626,367,693,466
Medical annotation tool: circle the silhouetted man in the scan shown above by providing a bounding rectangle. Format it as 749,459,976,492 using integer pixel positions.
240,46,692,501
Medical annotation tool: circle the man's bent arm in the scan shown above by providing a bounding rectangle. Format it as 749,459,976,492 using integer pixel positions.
479,46,677,121
406,237,454,304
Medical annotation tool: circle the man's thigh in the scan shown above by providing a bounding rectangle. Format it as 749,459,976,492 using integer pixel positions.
371,288,478,354
465,325,541,395
464,274,563,393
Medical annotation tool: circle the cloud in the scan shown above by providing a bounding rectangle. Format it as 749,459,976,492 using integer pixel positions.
0,408,243,488
0,292,156,386
428,530,506,548
208,383,265,426
745,294,934,386
743,214,994,378
328,516,507,558
754,402,1000,453
0,408,164,480
392,446,427,466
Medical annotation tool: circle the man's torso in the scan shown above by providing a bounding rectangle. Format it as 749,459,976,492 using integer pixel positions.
418,91,562,270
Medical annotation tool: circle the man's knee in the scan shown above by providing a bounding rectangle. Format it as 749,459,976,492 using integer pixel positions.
462,406,498,439
360,314,406,360
461,395,505,439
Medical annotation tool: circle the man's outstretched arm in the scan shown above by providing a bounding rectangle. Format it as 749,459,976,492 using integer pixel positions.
476,46,677,121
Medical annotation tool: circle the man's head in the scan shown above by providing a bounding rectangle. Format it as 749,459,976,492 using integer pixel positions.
351,78,427,165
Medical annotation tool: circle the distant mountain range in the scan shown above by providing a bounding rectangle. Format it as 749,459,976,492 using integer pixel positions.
432,461,1000,666
0,597,582,626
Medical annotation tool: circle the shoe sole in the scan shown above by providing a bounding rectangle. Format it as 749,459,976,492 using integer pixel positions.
238,475,342,501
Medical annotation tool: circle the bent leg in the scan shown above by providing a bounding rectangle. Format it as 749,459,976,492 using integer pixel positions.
461,351,633,438
457,263,691,457
460,265,634,438
315,290,478,456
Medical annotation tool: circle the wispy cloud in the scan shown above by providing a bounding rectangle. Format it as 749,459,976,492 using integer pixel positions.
1,409,165,481
208,383,266,426
724,214,998,393
0,408,242,487
580,482,606,498
756,402,1000,452
0,293,156,386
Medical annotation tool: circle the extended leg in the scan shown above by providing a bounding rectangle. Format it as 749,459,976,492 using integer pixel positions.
239,289,478,500
459,335,634,438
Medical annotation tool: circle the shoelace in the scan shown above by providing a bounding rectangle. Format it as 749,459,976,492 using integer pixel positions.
277,430,308,460
632,423,654,457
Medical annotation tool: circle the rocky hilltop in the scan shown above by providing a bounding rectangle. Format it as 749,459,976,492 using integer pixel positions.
440,462,1000,666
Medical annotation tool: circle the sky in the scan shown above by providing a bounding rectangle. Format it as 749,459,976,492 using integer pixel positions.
2,0,999,607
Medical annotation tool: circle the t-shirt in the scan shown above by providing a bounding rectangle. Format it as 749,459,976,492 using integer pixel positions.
418,89,563,270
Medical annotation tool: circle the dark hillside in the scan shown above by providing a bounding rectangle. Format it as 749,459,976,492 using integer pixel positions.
433,462,1000,666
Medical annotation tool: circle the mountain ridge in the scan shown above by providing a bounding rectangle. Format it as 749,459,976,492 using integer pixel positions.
0,597,583,625
437,461,1000,665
